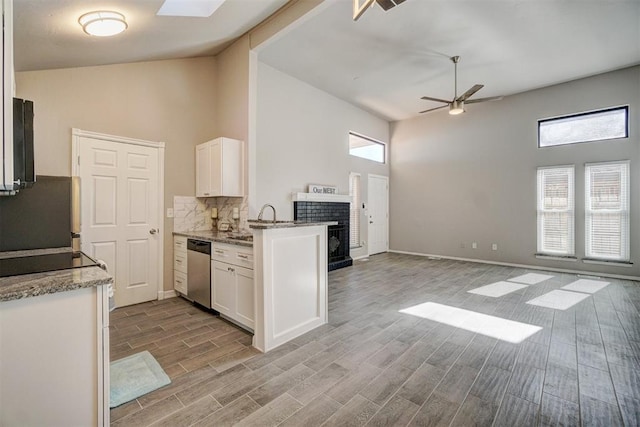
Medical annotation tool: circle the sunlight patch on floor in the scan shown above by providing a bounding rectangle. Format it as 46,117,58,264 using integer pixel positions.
561,279,610,294
526,289,590,310
508,273,554,285
468,281,528,298
399,302,542,344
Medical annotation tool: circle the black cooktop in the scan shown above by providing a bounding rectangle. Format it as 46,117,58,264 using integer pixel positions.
0,252,100,278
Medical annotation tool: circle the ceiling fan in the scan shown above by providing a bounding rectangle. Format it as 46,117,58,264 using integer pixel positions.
420,56,503,115
353,0,407,21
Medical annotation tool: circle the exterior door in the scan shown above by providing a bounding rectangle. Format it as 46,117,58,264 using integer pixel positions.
74,130,163,307
368,174,389,255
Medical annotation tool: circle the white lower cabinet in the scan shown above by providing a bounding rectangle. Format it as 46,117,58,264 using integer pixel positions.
212,260,235,316
211,243,254,330
0,285,110,426
174,236,188,296
234,266,255,327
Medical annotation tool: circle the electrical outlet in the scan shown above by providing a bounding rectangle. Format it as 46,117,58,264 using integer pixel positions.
472,242,477,249
492,243,498,251
167,208,174,218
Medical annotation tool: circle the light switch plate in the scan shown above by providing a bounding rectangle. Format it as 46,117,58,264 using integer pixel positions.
167,208,174,218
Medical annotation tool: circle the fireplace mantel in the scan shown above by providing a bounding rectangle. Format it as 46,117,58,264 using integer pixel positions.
291,192,352,203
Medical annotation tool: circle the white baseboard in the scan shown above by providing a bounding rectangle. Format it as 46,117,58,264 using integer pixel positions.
158,289,177,300
388,249,640,282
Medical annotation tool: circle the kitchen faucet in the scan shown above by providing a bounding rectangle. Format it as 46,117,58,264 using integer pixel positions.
257,204,277,223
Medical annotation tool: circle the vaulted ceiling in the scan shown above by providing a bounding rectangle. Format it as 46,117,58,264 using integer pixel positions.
14,0,640,122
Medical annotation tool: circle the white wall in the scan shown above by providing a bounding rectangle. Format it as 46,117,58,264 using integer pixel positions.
255,61,389,258
15,57,219,291
390,66,640,277
216,35,250,143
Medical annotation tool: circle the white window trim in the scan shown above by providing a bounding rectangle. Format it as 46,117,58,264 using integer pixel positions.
349,131,386,164
584,160,630,262
538,105,629,148
536,165,575,257
349,172,362,249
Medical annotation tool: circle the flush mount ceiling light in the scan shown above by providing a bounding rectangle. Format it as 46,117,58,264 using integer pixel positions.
157,0,226,17
78,11,128,37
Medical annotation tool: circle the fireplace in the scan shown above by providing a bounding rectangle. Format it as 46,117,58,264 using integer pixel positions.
294,201,353,271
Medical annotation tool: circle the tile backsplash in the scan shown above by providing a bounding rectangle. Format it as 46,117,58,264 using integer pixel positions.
216,197,249,232
173,196,248,233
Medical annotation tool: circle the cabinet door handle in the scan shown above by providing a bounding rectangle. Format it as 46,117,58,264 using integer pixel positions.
237,254,249,259
215,250,225,255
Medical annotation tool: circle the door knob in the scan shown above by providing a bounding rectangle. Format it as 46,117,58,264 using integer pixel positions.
149,228,158,235
369,221,373,224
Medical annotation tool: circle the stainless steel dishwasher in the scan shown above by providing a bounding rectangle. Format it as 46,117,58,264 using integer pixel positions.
187,239,212,309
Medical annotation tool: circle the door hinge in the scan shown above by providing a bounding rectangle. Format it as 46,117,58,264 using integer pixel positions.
77,156,80,166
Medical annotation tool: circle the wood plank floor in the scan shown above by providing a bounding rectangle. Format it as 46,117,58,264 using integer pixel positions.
110,253,640,426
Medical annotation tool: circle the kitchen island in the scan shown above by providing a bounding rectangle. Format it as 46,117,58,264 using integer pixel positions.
0,250,112,427
172,221,335,353
251,221,336,352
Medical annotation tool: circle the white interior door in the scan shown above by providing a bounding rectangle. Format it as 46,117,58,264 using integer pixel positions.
368,174,389,255
75,131,162,307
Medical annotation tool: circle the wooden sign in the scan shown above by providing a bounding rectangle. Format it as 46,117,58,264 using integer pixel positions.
308,184,337,195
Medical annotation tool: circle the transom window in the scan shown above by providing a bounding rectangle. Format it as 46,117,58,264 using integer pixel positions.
349,132,385,163
538,106,628,148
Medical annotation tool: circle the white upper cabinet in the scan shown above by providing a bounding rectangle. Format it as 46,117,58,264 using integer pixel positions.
0,0,14,193
195,137,244,197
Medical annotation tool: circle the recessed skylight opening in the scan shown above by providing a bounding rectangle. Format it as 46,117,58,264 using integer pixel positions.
157,0,226,17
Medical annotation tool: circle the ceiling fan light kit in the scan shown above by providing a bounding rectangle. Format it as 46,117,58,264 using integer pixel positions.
419,55,503,115
79,11,128,37
449,101,464,115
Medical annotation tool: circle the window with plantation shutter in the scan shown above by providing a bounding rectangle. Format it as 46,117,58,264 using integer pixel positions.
585,161,630,261
537,166,575,256
349,173,361,248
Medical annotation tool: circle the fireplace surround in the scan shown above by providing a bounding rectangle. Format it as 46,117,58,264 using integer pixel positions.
294,201,353,271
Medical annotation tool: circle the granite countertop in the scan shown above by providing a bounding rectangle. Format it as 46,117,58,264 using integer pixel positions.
0,246,72,259
248,221,338,230
0,266,112,302
173,230,254,247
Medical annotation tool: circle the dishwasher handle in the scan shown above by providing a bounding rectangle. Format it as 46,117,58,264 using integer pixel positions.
187,239,211,255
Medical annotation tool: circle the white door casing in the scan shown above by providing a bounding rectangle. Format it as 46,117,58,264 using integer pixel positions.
72,129,164,307
368,174,389,255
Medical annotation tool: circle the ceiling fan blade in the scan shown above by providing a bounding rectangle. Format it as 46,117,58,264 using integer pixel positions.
465,96,504,104
456,84,484,102
375,0,406,11
421,96,450,104
419,105,449,114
